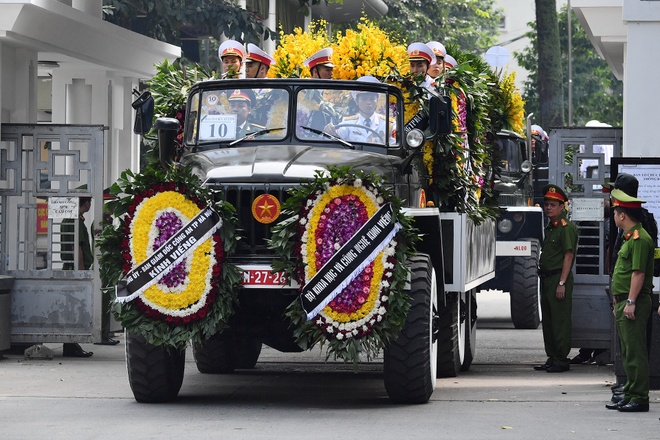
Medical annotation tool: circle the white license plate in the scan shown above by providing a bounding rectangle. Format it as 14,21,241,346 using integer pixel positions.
240,266,298,288
496,241,532,257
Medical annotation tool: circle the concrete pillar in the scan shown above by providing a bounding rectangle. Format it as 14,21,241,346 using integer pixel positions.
0,46,37,124
264,0,277,55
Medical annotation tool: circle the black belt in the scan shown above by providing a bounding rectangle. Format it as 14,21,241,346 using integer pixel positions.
538,268,562,278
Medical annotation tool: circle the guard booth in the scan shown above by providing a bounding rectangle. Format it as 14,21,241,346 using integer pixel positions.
548,126,622,361
0,124,104,346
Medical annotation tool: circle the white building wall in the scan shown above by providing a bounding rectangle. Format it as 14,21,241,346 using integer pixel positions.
622,0,660,156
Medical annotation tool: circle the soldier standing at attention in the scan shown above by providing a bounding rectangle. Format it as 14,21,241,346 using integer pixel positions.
218,40,245,79
534,184,578,373
605,189,653,413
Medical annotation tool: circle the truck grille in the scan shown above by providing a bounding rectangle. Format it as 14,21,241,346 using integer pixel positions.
208,183,295,257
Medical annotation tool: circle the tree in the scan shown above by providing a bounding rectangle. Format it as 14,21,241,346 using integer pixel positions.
533,0,564,128
351,0,502,53
516,6,623,127
103,0,276,45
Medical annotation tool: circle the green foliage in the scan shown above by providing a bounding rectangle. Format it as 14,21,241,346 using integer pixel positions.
361,0,502,53
103,0,276,45
515,7,623,127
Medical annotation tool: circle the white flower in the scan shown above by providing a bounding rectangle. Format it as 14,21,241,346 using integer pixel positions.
354,179,362,187
326,326,334,333
352,329,358,336
378,306,386,315
299,217,307,226
376,196,384,204
362,325,369,332
381,295,388,302
381,280,390,288
344,332,352,339
334,242,340,250
336,332,344,340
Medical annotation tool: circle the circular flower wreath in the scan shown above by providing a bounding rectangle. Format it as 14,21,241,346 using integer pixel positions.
270,166,418,363
98,165,241,350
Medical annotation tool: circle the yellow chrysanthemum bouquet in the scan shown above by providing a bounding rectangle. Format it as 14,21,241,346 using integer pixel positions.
268,20,331,78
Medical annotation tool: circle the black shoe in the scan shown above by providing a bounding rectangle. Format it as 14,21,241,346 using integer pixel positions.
570,354,591,365
94,337,120,346
63,343,93,358
534,364,552,371
606,400,628,410
618,402,649,412
546,365,570,373
611,392,625,403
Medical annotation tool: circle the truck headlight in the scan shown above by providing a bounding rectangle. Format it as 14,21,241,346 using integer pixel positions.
406,129,425,148
498,218,513,233
521,160,532,173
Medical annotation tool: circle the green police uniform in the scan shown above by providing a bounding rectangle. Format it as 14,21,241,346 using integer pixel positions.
539,208,578,369
611,190,654,405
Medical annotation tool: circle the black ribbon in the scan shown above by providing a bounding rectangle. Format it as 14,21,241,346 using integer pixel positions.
301,203,400,320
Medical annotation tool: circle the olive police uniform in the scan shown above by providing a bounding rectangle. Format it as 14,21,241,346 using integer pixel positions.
610,189,653,406
538,185,578,370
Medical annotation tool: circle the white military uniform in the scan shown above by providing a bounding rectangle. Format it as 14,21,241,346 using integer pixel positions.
336,113,389,144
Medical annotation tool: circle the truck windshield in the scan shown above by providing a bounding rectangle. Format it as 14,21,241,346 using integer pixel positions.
498,137,525,174
187,87,289,146
296,87,399,148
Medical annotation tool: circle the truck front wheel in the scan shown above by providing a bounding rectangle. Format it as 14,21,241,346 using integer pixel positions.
510,238,541,329
125,331,186,403
383,253,437,404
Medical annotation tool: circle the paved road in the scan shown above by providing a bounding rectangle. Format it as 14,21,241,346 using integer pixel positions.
1,291,658,439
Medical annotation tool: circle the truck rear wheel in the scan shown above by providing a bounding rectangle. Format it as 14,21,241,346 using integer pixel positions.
435,291,465,377
193,332,236,374
384,254,437,404
460,289,477,372
510,238,541,329
125,331,186,403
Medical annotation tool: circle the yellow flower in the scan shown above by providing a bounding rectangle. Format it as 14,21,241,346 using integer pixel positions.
269,21,331,78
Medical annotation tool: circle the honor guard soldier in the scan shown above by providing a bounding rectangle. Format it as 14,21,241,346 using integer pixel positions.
218,40,245,79
303,48,334,79
605,189,654,412
534,184,578,373
228,89,264,138
444,54,457,71
426,41,446,79
245,43,275,79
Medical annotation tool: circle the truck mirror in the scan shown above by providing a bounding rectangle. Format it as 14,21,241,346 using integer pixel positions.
429,94,451,136
154,117,180,169
132,91,154,135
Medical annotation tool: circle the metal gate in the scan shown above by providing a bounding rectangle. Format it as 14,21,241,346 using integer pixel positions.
548,126,622,354
0,124,104,344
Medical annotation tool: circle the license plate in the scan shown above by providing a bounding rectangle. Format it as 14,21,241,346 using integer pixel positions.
240,266,298,288
496,241,532,257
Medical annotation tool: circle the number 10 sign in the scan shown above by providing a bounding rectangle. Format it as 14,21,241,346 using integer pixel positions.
199,114,237,141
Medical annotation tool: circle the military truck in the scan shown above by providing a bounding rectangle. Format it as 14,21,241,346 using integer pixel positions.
127,78,495,403
481,123,545,329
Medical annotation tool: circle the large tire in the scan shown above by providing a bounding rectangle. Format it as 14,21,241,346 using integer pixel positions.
235,336,262,369
384,254,438,404
460,289,477,372
436,290,466,377
510,238,541,329
192,332,236,374
125,331,186,403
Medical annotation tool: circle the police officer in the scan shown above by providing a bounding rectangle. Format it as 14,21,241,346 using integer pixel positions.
605,189,653,412
303,48,334,79
245,43,275,79
218,40,245,79
534,184,578,373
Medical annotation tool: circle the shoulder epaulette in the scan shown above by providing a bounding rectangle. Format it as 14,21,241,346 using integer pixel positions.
633,230,640,240
561,219,568,227
344,115,359,120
